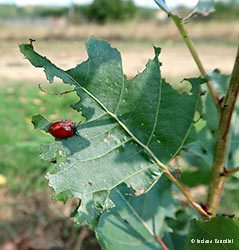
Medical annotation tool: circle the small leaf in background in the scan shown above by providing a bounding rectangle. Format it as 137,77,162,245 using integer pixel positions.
183,0,215,22
185,216,239,250
95,175,175,250
194,0,215,16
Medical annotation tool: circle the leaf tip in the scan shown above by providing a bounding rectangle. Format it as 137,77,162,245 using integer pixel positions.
153,46,161,57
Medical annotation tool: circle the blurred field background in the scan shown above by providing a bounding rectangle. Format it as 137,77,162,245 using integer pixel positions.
0,0,238,249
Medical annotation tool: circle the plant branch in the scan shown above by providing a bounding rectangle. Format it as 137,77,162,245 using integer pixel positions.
74,227,91,250
164,169,209,218
221,167,239,178
207,45,239,216
154,1,220,109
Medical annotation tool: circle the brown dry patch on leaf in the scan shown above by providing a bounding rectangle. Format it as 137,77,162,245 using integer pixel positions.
127,185,146,197
103,132,111,143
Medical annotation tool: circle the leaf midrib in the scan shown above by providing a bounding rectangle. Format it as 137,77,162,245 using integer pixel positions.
146,78,163,147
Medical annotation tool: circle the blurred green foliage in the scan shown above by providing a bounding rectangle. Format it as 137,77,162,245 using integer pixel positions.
210,2,239,20
0,82,81,196
0,1,238,23
0,1,137,23
0,4,25,19
136,7,156,20
87,0,136,23
32,6,68,17
0,4,68,19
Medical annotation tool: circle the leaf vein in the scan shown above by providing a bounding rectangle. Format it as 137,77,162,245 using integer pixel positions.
146,78,163,146
114,61,125,115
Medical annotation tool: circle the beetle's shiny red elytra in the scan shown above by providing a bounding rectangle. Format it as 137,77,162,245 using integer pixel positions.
49,121,76,138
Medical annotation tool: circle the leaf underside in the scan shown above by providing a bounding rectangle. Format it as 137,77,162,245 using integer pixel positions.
183,0,215,22
20,37,202,228
95,175,175,250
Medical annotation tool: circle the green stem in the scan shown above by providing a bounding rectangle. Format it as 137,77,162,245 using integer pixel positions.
207,45,239,216
172,16,206,76
170,14,220,109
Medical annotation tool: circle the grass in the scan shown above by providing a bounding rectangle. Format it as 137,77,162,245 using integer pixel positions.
0,81,82,195
0,83,100,249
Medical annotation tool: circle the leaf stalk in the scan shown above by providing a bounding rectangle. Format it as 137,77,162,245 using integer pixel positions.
164,169,209,218
156,236,168,250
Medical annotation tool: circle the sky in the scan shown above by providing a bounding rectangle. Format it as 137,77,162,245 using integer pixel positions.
0,0,199,8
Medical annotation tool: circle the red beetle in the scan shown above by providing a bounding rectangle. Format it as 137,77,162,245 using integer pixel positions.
49,120,78,139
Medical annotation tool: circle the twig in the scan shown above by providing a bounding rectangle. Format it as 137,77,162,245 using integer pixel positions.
207,45,239,216
164,169,209,218
221,167,239,177
74,227,91,250
29,38,36,46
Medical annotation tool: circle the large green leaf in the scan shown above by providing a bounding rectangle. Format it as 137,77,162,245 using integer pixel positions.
185,216,239,250
95,175,174,250
20,38,202,228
